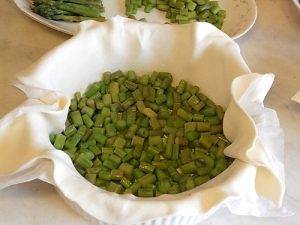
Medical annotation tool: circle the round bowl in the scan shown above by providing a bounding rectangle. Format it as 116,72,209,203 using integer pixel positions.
1,17,280,225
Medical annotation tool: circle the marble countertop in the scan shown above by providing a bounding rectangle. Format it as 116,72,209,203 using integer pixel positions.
0,0,299,224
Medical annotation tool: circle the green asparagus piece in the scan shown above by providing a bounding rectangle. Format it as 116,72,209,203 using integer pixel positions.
51,70,232,197
124,0,226,28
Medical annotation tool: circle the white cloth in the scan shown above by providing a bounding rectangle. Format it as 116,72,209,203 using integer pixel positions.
0,17,287,225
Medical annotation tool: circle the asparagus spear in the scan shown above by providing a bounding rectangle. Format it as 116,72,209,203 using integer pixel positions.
57,2,101,17
33,4,72,18
33,0,102,7
61,0,103,7
52,14,106,22
33,0,57,6
32,0,105,22
62,0,105,12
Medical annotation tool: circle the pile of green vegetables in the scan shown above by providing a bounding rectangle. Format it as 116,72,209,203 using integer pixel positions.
31,0,105,22
126,0,226,27
50,71,232,197
31,0,226,28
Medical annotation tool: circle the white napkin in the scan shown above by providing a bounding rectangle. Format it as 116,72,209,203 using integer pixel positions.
0,17,287,225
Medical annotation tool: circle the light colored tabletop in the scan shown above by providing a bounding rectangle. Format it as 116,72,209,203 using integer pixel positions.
0,0,299,224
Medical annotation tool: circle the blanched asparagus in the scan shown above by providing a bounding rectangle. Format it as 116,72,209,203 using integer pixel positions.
50,70,233,197
31,0,105,22
52,14,106,22
57,2,101,17
33,4,72,18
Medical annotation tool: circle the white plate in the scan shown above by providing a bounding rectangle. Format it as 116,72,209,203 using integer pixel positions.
14,0,257,38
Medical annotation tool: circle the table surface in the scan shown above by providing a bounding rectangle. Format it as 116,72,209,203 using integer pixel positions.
0,0,299,225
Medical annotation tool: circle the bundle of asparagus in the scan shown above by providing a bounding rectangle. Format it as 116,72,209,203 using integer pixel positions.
31,0,106,22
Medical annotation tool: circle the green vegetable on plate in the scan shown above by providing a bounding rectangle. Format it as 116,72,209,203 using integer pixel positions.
31,0,226,29
31,0,105,22
125,0,226,28
50,70,232,197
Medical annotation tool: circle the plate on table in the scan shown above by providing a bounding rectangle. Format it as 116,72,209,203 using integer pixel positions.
14,0,257,38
